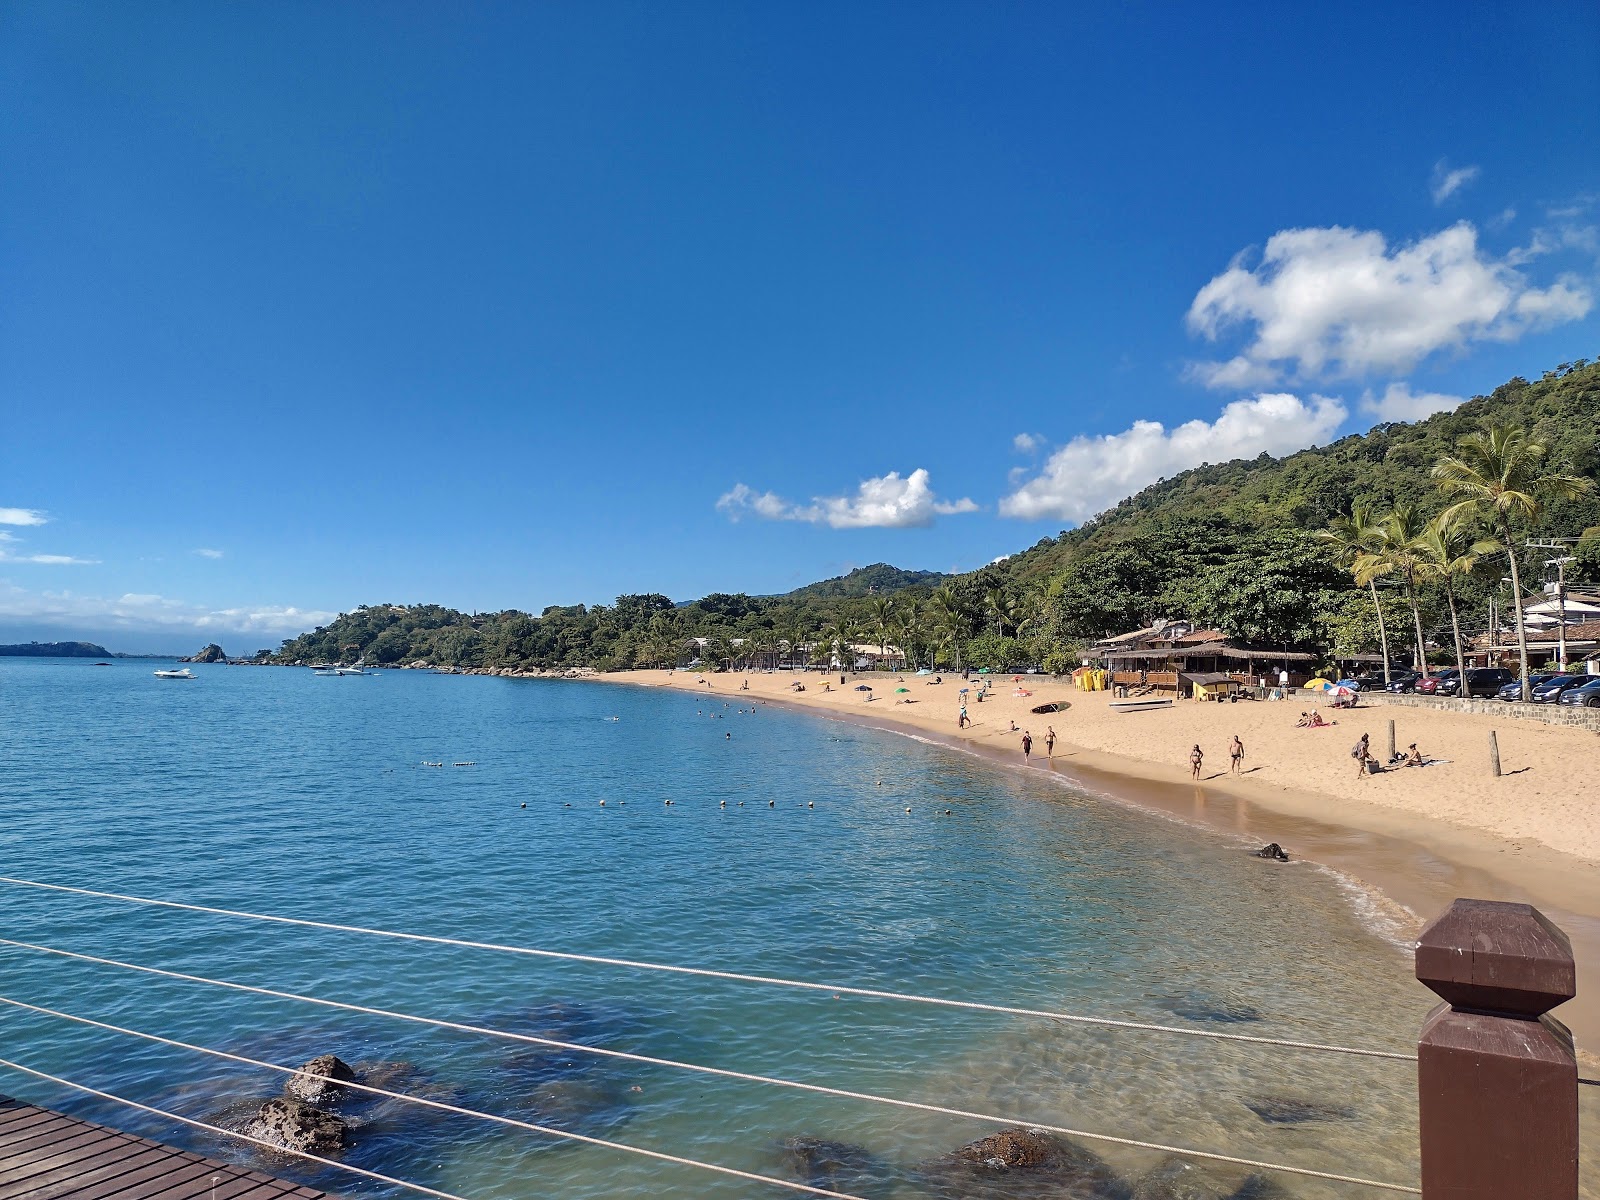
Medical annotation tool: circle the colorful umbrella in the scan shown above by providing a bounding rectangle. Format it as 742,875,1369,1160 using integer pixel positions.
895,687,910,693
1303,679,1333,691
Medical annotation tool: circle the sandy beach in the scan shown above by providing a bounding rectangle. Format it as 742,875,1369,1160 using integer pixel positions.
601,666,1600,1049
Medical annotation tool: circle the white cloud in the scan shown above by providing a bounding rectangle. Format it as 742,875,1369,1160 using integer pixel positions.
1359,382,1466,423
1012,432,1044,453
0,582,334,635
1186,223,1592,386
999,392,1348,524
1431,160,1480,205
0,527,98,565
717,469,979,529
0,508,48,526
194,548,225,559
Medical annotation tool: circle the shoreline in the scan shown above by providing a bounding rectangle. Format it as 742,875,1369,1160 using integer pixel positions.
591,668,1600,1054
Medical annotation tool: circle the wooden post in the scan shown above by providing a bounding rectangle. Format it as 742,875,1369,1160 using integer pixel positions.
1488,730,1501,777
1416,899,1577,1199
1387,719,1396,764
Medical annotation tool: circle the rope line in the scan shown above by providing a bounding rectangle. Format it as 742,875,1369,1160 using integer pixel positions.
0,1056,473,1200
0,994,1420,1194
0,875,1415,1062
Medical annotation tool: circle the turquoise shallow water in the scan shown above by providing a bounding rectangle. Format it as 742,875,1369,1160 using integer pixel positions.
0,658,1579,1197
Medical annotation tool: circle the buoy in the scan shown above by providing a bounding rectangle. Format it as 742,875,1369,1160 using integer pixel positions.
599,799,606,806
905,807,912,813
768,800,775,807
665,799,673,806
564,802,571,807
944,809,952,815
520,802,527,809
807,801,814,808
738,801,744,807
720,800,726,808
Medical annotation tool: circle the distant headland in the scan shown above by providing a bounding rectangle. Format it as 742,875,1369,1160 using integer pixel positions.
0,641,113,658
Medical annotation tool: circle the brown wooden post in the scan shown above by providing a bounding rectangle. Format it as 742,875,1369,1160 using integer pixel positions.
1416,898,1577,1199
1488,730,1501,777
1387,718,1396,764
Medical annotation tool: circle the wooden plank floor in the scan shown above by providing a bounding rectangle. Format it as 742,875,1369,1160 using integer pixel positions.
0,1095,329,1200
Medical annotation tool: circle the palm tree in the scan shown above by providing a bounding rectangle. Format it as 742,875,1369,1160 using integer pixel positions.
986,588,1023,639
1374,504,1433,674
1434,424,1592,699
868,596,895,669
1418,514,1498,692
899,610,927,671
822,620,854,674
928,586,968,672
1317,501,1395,686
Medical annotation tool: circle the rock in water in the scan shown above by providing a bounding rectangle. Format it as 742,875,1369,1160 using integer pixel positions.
779,1136,886,1192
1131,1156,1234,1199
1229,1176,1295,1199
1242,1096,1355,1125
1163,994,1263,1024
242,1098,348,1153
285,1054,357,1103
930,1127,1126,1197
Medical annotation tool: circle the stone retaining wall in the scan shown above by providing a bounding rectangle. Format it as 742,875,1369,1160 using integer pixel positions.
1362,690,1600,733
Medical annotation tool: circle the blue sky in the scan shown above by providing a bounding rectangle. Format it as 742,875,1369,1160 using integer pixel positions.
3,2,1598,653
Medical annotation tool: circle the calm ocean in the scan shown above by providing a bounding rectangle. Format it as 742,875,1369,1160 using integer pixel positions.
0,658,1587,1197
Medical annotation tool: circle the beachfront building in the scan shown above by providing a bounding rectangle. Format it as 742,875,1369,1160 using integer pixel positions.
1091,620,1318,698
1469,591,1600,672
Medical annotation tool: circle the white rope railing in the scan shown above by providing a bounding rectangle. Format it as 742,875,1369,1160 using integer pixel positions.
0,875,1415,1062
0,994,1421,1193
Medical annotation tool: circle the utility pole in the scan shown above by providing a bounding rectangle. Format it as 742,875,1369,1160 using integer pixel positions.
1528,540,1575,672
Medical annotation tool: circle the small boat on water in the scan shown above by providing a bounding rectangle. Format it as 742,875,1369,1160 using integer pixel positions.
153,668,195,680
315,661,369,676
1109,696,1172,713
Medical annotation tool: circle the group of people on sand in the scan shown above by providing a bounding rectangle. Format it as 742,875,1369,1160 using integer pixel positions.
1018,726,1055,761
1295,710,1332,728
1350,732,1430,775
1189,735,1248,779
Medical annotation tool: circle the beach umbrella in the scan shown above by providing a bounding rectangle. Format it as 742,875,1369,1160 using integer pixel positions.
895,687,910,693
916,668,932,676
1303,679,1333,691
1328,684,1356,698
855,684,873,692
958,686,969,692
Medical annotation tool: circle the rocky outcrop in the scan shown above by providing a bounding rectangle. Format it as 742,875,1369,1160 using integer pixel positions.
778,1136,886,1193
242,1097,348,1153
186,643,227,663
285,1054,356,1103
923,1127,1129,1198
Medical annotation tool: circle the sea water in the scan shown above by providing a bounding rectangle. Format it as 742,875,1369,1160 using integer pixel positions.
0,659,1592,1198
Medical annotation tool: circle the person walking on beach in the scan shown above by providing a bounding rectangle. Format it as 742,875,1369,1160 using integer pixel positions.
1021,730,1033,762
1352,732,1372,777
1045,726,1056,758
1229,735,1245,774
958,702,969,728
1190,744,1204,779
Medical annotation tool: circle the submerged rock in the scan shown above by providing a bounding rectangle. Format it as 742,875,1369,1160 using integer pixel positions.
779,1136,887,1193
1130,1156,1236,1199
285,1054,357,1103
242,1097,349,1153
1162,994,1263,1025
1242,1096,1355,1125
1229,1175,1295,1199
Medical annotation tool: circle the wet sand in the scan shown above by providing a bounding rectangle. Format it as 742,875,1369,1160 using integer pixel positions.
598,668,1600,1054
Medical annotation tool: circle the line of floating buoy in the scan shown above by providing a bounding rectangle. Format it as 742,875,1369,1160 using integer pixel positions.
452,762,475,767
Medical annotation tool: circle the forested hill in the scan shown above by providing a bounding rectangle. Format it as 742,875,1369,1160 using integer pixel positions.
780,563,945,599
1000,357,1600,586
278,356,1599,673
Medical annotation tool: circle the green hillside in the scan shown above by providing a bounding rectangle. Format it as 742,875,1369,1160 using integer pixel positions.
278,356,1599,674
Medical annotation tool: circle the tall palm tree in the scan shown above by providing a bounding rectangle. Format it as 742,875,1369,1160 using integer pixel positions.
986,587,1023,639
1434,424,1592,699
1317,501,1395,685
1418,515,1497,691
900,610,927,671
822,620,853,674
928,586,968,672
1375,504,1433,674
868,596,895,669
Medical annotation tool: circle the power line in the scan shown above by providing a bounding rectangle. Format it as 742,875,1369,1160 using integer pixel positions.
0,994,1421,1194
0,876,1415,1062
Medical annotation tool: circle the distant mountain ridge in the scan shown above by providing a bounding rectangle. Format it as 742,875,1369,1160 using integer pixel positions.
778,563,946,600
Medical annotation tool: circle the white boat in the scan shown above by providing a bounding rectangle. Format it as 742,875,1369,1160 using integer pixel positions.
1109,696,1172,713
316,661,368,676
153,668,195,680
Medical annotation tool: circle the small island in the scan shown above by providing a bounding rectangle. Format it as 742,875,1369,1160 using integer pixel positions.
0,641,113,658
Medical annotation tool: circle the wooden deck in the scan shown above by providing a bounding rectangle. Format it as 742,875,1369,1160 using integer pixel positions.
0,1095,328,1200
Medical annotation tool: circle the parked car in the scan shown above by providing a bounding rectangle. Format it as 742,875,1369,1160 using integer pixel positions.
1556,678,1600,708
1496,673,1559,702
1385,672,1423,693
1414,669,1460,696
1439,668,1516,698
1530,675,1588,703
1345,672,1390,691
